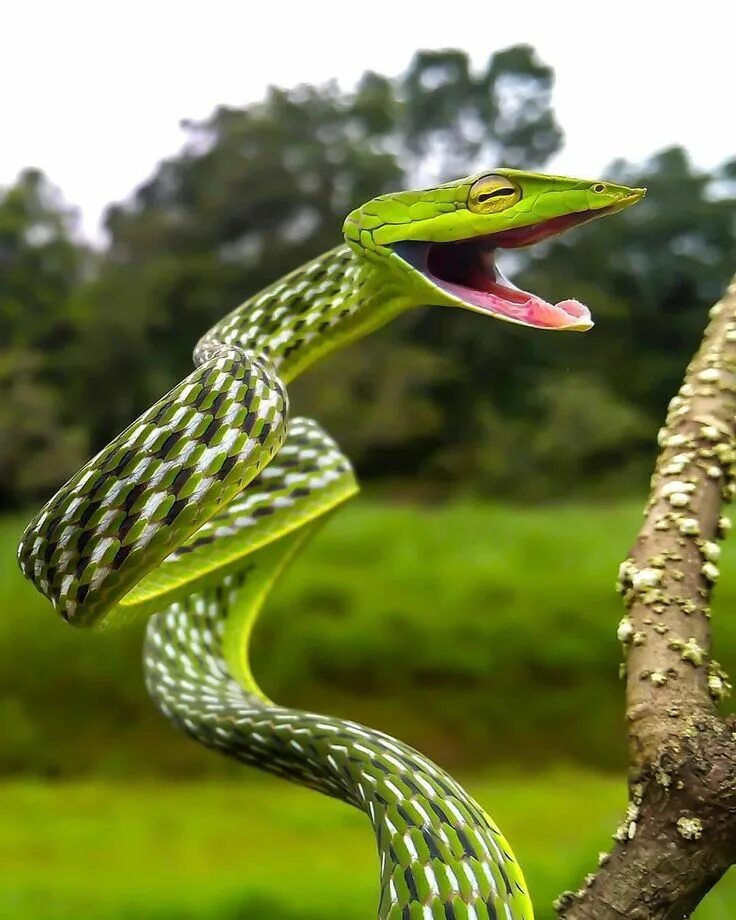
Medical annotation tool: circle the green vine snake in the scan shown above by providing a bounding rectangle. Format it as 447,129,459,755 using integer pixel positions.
18,169,644,919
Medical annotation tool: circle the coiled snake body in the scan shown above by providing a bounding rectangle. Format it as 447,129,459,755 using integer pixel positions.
18,169,643,919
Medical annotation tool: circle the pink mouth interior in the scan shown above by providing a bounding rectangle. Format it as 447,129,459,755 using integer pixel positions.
432,273,590,329
395,208,608,330
427,248,591,330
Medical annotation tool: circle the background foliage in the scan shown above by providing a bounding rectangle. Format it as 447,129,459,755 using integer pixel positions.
3,46,735,508
3,44,736,919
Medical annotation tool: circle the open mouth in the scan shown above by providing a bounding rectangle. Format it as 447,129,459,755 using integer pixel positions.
392,207,614,331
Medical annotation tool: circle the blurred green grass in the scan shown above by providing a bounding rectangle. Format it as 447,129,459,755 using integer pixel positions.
4,501,736,914
4,500,736,774
0,772,733,919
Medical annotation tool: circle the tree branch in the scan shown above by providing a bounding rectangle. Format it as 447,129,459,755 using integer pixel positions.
557,274,736,919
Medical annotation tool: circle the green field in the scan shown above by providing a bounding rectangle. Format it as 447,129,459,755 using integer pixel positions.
4,501,736,914
1,772,733,919
4,500,736,775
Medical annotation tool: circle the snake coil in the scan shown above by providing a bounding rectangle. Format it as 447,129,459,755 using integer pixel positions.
19,169,644,919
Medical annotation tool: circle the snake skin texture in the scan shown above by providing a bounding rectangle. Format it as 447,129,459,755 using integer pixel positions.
16,174,574,920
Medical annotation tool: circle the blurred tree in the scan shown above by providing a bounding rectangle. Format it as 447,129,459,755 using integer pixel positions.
403,147,736,500
4,51,736,509
86,45,562,495
492,147,736,496
400,46,561,180
0,170,90,505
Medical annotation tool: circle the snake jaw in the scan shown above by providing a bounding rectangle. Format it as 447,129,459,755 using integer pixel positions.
393,236,593,331
348,173,645,333
388,194,644,332
390,207,613,332
430,241,593,332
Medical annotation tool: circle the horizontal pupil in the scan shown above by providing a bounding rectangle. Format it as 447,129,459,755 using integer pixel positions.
478,188,514,202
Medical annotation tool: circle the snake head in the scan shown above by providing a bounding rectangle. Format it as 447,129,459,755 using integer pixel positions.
343,169,645,332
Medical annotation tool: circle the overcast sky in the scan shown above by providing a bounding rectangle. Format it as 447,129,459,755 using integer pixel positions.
3,0,735,238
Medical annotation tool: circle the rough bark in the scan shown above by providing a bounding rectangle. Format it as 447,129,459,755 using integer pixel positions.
556,274,736,919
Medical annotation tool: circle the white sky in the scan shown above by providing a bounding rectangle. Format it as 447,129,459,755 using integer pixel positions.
2,0,735,239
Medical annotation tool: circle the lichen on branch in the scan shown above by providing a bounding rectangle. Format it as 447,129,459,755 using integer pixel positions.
557,274,736,919
619,282,736,765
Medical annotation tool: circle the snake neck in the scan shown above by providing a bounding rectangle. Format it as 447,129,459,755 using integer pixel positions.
196,244,412,381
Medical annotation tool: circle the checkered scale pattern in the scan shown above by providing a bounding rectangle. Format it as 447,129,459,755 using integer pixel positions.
196,243,411,385
197,246,361,379
164,417,354,567
146,578,532,920
18,243,534,920
17,347,287,626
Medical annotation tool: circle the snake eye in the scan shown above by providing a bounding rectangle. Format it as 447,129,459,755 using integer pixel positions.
592,183,606,193
468,175,521,214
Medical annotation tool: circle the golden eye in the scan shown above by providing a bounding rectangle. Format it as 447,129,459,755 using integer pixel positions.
468,175,521,214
